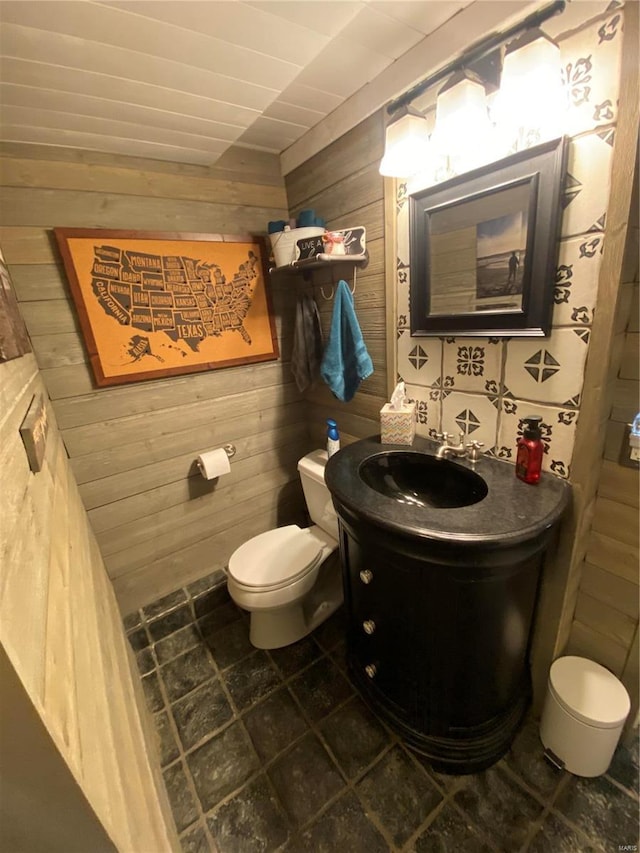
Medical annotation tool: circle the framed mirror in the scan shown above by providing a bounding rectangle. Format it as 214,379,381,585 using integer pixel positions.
409,136,567,337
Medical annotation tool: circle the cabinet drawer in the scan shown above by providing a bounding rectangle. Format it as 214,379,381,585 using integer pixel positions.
349,647,419,723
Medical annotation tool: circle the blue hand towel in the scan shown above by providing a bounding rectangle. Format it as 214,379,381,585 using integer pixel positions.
320,280,373,402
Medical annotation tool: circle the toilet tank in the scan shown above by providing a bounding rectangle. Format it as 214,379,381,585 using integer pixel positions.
298,450,339,541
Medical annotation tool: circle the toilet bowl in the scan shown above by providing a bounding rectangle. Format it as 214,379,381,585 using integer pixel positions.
227,450,342,649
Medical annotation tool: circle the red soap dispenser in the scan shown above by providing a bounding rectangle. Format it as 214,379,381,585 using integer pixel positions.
516,416,543,484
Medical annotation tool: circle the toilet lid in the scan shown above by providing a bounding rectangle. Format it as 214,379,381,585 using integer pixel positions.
228,525,323,590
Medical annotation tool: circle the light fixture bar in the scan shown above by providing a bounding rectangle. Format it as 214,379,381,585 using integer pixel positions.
387,0,565,116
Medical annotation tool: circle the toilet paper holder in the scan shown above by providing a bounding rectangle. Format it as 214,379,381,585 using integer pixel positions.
195,443,236,477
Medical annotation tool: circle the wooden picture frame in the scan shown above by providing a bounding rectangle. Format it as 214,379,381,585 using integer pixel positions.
0,247,32,362
54,229,279,387
409,136,568,337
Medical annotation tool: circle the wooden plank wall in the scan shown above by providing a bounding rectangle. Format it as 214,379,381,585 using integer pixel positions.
567,155,639,722
0,143,308,613
0,353,179,852
284,113,389,447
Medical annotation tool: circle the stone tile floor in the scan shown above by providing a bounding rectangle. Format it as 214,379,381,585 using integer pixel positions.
125,572,639,853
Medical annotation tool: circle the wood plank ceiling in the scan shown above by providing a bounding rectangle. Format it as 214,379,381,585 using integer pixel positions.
0,0,470,166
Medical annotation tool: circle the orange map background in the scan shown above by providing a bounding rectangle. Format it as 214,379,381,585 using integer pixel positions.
65,236,277,381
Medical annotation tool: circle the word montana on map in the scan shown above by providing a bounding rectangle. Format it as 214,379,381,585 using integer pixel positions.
91,244,259,353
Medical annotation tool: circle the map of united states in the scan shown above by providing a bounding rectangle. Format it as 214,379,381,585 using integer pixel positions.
90,244,258,353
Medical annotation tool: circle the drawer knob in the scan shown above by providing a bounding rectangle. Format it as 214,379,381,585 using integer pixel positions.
359,569,373,585
363,620,376,635
365,663,377,679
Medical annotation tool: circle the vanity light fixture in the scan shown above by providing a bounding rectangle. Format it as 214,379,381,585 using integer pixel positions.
492,28,565,154
378,106,430,178
431,69,493,177
379,0,566,180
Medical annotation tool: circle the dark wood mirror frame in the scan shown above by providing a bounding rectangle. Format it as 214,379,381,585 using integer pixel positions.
409,136,568,337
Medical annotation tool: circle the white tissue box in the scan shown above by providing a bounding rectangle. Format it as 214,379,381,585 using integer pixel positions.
380,402,416,445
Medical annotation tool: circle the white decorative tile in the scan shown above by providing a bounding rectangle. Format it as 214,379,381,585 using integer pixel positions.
504,327,590,407
441,391,499,453
542,1,621,40
396,183,410,266
561,8,624,137
396,180,411,328
397,259,409,329
553,234,604,327
405,383,441,439
497,399,579,479
561,132,614,239
442,337,504,394
397,329,441,386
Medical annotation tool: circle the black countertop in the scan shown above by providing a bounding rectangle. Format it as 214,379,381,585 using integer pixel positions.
325,435,571,547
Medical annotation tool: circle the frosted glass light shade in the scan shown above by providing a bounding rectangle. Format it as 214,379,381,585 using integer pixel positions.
494,29,565,152
379,108,431,178
431,71,492,176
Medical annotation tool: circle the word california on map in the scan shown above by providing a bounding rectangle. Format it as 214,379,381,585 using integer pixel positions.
55,230,279,387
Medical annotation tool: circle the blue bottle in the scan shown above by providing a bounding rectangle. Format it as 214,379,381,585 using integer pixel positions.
326,419,340,457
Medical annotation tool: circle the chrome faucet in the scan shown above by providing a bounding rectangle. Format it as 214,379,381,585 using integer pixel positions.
435,432,484,463
435,431,467,459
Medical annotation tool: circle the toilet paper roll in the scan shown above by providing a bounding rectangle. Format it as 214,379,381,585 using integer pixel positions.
197,448,231,480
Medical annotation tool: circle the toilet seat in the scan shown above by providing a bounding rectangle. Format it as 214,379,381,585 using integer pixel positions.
228,525,324,592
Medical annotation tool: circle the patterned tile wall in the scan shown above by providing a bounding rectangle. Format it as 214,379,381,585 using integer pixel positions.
394,3,625,479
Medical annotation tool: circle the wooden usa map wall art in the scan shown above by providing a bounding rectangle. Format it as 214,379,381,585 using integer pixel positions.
54,229,279,387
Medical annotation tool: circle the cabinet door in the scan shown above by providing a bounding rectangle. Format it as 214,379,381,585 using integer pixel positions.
440,555,542,727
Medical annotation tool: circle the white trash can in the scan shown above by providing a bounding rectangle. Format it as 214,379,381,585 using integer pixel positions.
540,656,630,777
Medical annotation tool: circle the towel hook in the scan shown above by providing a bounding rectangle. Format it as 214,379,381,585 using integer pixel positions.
318,267,357,301
319,265,339,301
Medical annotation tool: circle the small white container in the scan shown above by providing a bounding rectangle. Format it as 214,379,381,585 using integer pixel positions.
540,655,630,777
269,226,325,268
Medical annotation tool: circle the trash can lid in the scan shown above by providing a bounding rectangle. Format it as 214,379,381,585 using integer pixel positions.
549,656,630,729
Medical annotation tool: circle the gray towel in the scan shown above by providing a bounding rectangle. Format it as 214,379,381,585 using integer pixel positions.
291,292,323,392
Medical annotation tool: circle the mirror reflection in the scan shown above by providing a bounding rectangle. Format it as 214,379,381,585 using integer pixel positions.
428,178,533,316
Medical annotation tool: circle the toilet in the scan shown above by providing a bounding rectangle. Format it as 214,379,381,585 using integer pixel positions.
227,449,342,649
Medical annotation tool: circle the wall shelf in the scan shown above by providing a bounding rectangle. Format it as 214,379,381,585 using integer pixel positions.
270,251,369,277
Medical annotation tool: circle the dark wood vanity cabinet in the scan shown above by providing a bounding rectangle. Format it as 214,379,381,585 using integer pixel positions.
338,515,549,773
325,434,570,774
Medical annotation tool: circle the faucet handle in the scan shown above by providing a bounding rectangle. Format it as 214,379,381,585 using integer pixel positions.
465,440,485,463
435,431,449,443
